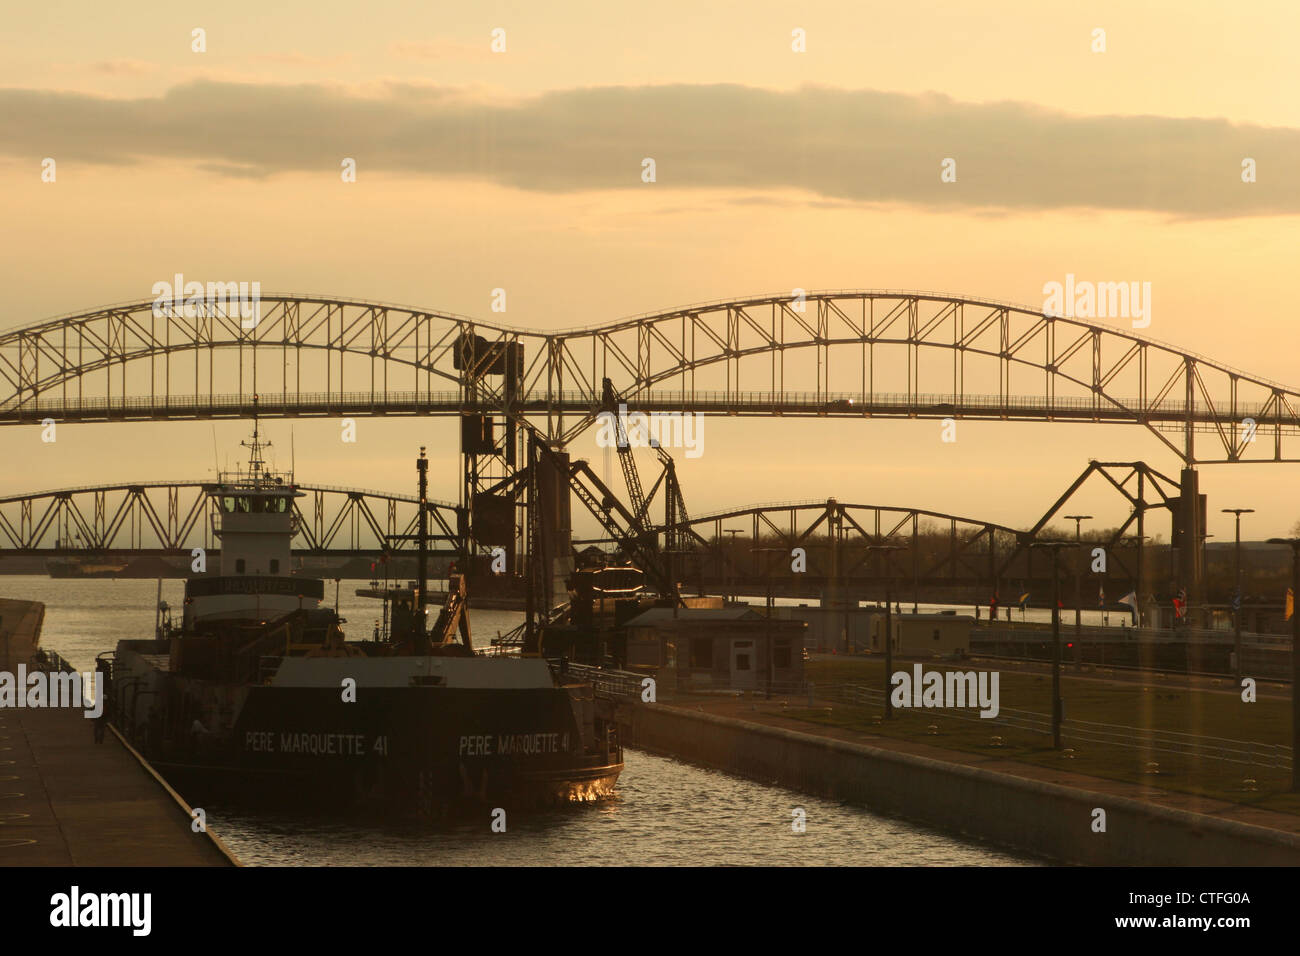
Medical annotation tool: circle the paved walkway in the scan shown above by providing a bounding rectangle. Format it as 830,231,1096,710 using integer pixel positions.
667,694,1300,836
0,705,235,866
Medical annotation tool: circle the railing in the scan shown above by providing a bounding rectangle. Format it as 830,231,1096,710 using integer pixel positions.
558,661,647,698
5,387,1297,425
27,648,78,675
790,680,1292,773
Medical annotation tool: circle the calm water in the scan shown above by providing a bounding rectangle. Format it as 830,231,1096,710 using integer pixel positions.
0,575,1032,866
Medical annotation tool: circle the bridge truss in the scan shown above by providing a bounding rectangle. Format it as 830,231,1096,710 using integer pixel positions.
3,291,1299,463
0,480,460,556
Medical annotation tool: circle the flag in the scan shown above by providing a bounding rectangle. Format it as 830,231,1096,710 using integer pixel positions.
1098,583,1106,607
1231,587,1242,613
1173,587,1187,620
1118,591,1138,624
1018,592,1030,609
1288,588,1294,622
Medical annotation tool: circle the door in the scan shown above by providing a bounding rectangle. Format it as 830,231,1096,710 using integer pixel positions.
730,639,756,690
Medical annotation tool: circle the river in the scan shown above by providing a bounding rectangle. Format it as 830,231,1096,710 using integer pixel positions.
0,575,1034,866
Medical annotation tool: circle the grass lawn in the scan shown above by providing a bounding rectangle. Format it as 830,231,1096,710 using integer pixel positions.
787,657,1300,815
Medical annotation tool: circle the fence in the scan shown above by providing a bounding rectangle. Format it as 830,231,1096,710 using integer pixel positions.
803,680,1291,773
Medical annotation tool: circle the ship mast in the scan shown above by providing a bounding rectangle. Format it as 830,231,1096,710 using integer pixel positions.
239,395,271,488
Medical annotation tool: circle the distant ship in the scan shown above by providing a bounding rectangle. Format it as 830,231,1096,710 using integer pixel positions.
107,411,623,815
46,557,126,578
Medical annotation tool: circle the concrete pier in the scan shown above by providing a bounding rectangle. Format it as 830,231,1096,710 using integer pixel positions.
0,704,237,866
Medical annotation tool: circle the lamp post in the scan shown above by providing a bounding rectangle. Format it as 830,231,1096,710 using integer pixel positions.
866,542,905,721
1223,509,1253,679
1031,540,1070,749
1267,536,1300,792
1121,534,1151,627
1065,515,1093,651
722,529,743,603
751,547,786,700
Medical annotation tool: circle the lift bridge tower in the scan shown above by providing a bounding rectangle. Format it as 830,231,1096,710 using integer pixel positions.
454,332,572,608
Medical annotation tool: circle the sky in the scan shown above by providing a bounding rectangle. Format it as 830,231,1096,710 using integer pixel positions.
1,0,1298,542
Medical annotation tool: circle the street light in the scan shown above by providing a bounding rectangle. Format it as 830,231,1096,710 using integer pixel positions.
751,546,786,700
722,529,743,602
1064,515,1093,650
1266,536,1300,792
1120,534,1152,627
865,542,906,721
1031,540,1071,749
1223,508,1254,679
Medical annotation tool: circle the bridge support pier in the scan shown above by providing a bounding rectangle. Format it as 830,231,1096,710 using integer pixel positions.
1173,467,1207,623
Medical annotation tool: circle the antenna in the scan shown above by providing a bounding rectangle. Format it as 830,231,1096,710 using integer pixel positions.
240,394,271,486
211,425,220,477
291,426,296,478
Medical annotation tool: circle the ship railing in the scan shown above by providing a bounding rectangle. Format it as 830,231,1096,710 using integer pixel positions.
558,661,648,698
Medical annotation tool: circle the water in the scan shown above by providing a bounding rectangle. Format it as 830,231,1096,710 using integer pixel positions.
205,749,1030,866
0,575,1033,866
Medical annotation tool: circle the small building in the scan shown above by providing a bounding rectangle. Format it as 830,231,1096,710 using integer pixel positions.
769,605,880,653
888,613,973,658
624,606,806,691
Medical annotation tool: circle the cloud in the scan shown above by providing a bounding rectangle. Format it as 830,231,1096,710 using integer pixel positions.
89,59,158,76
3,79,1296,218
390,40,494,62
248,51,355,68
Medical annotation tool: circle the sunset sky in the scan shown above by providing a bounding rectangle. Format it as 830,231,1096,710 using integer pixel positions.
2,1,1298,542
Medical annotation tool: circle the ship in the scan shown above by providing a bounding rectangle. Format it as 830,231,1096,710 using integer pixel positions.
46,557,127,578
107,412,623,815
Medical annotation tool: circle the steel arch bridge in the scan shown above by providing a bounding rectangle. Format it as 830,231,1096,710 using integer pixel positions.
577,492,1164,602
607,497,1027,587
3,291,1299,463
0,480,460,556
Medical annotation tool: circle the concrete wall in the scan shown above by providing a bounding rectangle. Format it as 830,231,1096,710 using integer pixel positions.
614,701,1300,866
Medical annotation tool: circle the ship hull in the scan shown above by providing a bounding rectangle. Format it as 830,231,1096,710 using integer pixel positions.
113,649,623,815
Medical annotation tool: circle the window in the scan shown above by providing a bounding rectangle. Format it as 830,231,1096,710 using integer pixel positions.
236,558,245,574
735,654,751,671
689,638,713,668
933,629,941,641
773,643,792,669
270,559,279,574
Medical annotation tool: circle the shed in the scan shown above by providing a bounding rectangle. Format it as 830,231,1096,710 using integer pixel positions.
624,606,806,691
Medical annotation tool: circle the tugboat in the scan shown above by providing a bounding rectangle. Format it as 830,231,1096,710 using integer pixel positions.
108,410,623,814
